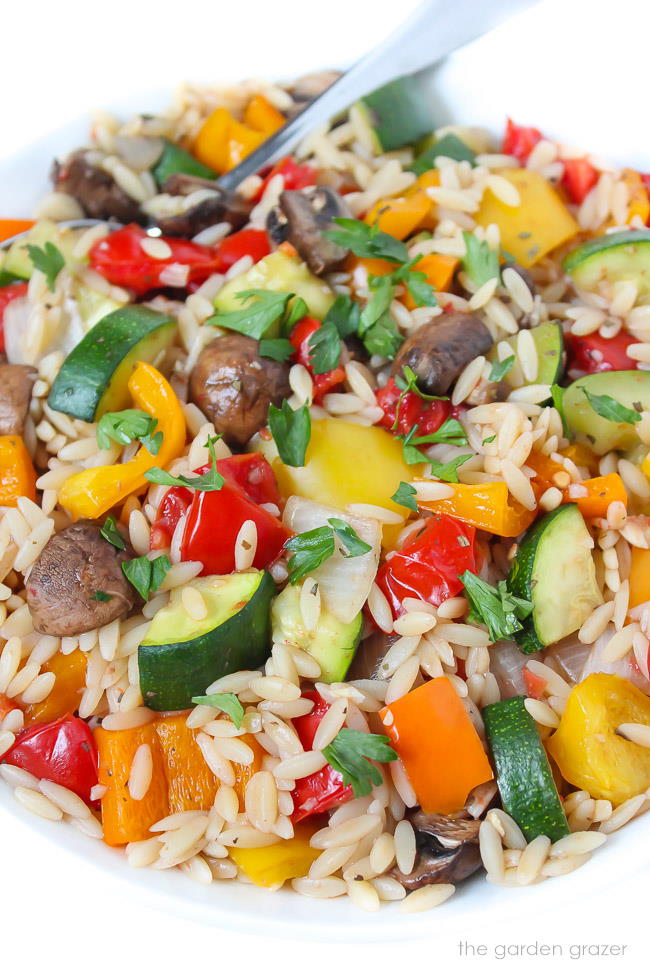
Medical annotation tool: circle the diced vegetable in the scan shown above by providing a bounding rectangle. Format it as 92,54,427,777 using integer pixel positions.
213,249,334,320
228,824,319,887
483,695,569,842
0,218,34,245
364,192,432,240
375,377,452,436
562,369,650,455
621,169,650,227
380,676,493,815
561,158,598,204
489,320,564,390
403,254,458,309
152,139,217,187
4,714,98,806
291,691,353,821
138,570,275,711
415,479,537,537
527,452,628,518
289,316,345,403
254,156,317,202
507,504,602,653
566,329,636,374
475,168,579,267
23,649,87,725
355,76,434,153
192,107,266,174
628,546,650,611
243,95,286,135
410,133,476,176
564,228,650,298
214,228,270,273
0,281,28,353
58,362,185,521
154,714,219,814
501,118,542,162
547,673,650,805
0,435,36,506
2,220,78,280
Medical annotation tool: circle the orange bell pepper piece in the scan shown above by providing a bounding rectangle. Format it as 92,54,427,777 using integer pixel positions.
0,693,19,721
527,452,627,519
244,95,285,135
0,435,36,506
404,254,458,309
560,442,599,476
153,714,218,815
416,479,537,537
365,193,432,240
225,119,266,171
381,676,493,815
193,107,234,173
628,547,650,611
0,219,34,244
24,650,87,725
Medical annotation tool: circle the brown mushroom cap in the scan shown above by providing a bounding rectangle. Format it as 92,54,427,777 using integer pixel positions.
392,311,493,396
26,521,142,637
392,811,482,889
156,174,252,238
0,364,36,436
189,334,291,447
270,186,350,275
51,152,143,224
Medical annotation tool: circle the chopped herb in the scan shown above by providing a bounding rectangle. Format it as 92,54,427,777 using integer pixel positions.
579,386,642,425
259,337,294,363
322,728,397,798
359,276,394,333
207,289,303,340
429,454,473,483
461,231,500,289
500,248,517,264
122,554,171,601
551,384,570,438
324,217,408,264
368,257,437,310
489,355,515,383
100,515,126,551
391,481,418,511
284,296,309,331
268,400,311,467
96,408,162,455
482,434,497,445
362,311,403,359
459,570,533,642
322,293,361,339
394,365,446,403
145,435,225,492
191,692,244,729
27,242,64,291
91,590,112,602
400,419,468,465
284,518,371,584
308,320,342,374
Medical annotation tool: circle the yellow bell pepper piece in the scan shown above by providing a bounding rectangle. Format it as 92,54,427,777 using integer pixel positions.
193,107,233,173
365,192,432,240
623,169,650,227
59,362,186,521
547,673,650,805
228,825,319,887
406,170,440,230
260,418,421,545
628,547,650,611
475,168,579,267
244,95,285,135
224,119,266,171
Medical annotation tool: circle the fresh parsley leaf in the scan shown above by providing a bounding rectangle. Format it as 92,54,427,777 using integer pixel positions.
400,419,468,464
100,516,126,551
551,384,570,438
489,355,515,383
208,290,293,340
362,311,402,359
308,320,341,374
27,242,64,291
322,294,361,339
145,435,225,492
191,692,244,729
461,231,500,289
96,408,162,455
268,400,311,467
322,728,397,798
391,481,418,511
428,454,473,483
459,570,533,642
122,554,171,601
579,386,642,425
328,518,372,558
284,526,335,584
259,338,294,363
324,217,408,264
482,434,497,445
284,296,309,332
370,257,437,309
360,276,394,333
394,365,447,403
91,590,112,602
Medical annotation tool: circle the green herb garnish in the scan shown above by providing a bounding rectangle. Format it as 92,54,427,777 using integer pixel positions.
284,518,372,584
191,692,244,729
100,516,126,551
268,400,311,467
324,218,408,264
122,554,171,601
459,570,533,642
27,242,64,291
145,435,225,492
207,290,306,340
461,231,500,289
91,590,112,602
259,337,295,362
489,355,515,383
579,387,642,425
97,408,162,455
322,729,397,797
391,481,418,511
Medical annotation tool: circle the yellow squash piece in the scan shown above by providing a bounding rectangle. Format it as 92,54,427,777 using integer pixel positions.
214,249,334,321
547,672,650,805
475,168,579,268
58,362,186,521
228,824,319,887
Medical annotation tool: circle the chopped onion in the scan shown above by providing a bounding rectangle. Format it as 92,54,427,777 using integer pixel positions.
114,135,164,172
4,295,87,365
282,496,380,624
581,625,650,694
545,635,590,684
490,640,541,698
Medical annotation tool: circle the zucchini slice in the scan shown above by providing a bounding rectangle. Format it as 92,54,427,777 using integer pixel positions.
563,228,650,298
563,369,650,455
355,76,434,153
139,569,275,711
484,695,569,843
410,133,476,176
507,504,601,654
489,320,564,394
213,249,334,321
47,305,176,421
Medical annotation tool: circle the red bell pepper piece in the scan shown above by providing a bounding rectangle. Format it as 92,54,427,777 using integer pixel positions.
89,224,222,295
215,228,270,273
522,667,547,700
502,117,543,163
375,377,452,436
255,156,318,202
2,714,99,806
0,281,28,354
566,330,636,374
149,485,192,550
290,317,346,404
291,691,354,822
376,514,477,619
561,158,599,205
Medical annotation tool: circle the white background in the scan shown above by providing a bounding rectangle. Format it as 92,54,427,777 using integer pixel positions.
0,0,647,970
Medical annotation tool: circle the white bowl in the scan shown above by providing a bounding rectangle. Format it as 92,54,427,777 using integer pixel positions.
0,0,647,938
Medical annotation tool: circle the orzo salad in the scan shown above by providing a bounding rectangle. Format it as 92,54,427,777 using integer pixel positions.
0,71,649,913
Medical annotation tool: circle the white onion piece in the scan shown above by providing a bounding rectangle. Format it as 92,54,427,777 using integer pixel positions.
3,297,32,364
3,295,86,365
282,495,380,624
545,635,591,684
114,135,164,172
490,640,541,698
581,625,650,694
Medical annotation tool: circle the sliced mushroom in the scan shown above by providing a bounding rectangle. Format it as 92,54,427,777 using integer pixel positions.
51,151,143,224
155,173,252,238
392,312,493,396
392,811,482,889
267,186,350,275
0,364,36,436
288,71,341,108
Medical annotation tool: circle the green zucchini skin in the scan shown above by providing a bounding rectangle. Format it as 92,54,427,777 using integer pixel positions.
483,695,569,843
357,77,434,152
138,570,276,711
47,305,176,422
410,133,476,176
153,139,217,188
563,228,650,298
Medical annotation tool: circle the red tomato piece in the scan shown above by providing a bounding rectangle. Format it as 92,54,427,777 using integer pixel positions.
290,316,346,404
561,158,599,204
291,691,354,822
0,281,28,354
502,117,543,163
3,714,99,805
215,228,270,272
375,378,451,436
377,514,477,618
567,330,636,374
523,667,547,700
255,156,318,202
